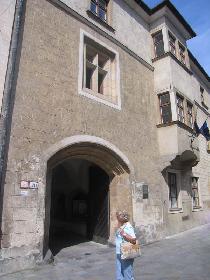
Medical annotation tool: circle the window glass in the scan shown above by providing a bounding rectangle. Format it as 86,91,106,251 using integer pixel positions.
176,95,185,122
168,172,178,209
187,102,193,128
179,43,185,64
192,177,200,208
159,93,172,124
168,32,176,55
153,31,164,57
90,0,107,22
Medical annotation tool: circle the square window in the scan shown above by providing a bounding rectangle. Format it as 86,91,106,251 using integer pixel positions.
90,0,108,22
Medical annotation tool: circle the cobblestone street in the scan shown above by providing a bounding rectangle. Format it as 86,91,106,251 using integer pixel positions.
0,224,210,280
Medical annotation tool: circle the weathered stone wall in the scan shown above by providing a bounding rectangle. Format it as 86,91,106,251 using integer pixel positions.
1,0,164,268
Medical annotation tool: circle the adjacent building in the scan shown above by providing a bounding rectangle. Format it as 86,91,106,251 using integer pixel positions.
0,0,210,274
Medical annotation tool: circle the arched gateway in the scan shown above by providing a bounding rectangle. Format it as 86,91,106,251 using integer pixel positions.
43,135,134,256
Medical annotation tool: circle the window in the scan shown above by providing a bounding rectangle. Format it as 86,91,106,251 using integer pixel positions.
90,0,108,22
168,172,178,209
159,93,172,124
79,31,120,109
192,177,200,208
179,43,185,64
176,94,185,123
200,86,204,102
153,31,165,58
168,32,176,56
187,102,193,128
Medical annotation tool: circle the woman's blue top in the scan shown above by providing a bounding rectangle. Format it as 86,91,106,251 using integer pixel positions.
115,222,136,254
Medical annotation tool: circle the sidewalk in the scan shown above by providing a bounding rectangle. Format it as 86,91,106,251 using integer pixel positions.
0,224,210,280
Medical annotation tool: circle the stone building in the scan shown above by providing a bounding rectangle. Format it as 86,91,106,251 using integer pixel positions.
0,0,210,274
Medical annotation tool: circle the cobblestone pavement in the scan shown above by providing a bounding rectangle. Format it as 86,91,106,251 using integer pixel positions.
1,224,210,280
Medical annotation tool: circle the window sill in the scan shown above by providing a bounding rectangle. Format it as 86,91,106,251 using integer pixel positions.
79,87,121,110
201,101,209,111
86,10,115,33
169,208,183,214
157,120,195,134
152,52,192,76
192,206,203,212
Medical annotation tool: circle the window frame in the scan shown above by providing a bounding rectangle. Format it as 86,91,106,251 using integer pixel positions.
168,31,176,56
176,94,185,123
191,177,201,210
90,0,108,22
186,101,193,128
78,30,121,110
152,30,165,58
159,92,172,124
167,170,182,212
178,42,186,64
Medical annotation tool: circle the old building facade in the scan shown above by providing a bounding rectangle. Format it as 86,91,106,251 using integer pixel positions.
0,0,210,274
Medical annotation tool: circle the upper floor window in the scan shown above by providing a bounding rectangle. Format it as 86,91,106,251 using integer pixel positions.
90,0,108,22
178,43,186,64
187,102,193,128
159,93,172,124
176,94,185,123
192,177,200,209
153,31,164,58
168,32,176,56
200,86,204,102
168,172,178,209
79,31,121,109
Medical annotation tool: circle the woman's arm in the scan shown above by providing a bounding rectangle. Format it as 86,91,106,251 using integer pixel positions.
119,229,136,244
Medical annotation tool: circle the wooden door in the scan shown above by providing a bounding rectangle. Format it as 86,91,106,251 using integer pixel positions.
88,165,109,244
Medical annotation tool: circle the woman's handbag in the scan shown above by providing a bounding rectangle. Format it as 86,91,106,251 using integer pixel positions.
120,240,141,260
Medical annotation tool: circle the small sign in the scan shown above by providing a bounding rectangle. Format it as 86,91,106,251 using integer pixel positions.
20,181,29,189
20,190,28,196
29,181,38,189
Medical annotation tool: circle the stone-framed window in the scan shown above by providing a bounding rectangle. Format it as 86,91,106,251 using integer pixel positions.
78,30,121,110
186,101,193,128
168,32,176,56
168,172,178,209
176,94,185,123
178,43,186,64
167,171,182,212
153,31,164,58
192,177,201,209
159,92,172,124
90,0,108,22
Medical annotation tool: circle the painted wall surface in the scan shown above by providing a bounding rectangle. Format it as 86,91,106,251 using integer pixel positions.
61,0,152,64
0,0,16,113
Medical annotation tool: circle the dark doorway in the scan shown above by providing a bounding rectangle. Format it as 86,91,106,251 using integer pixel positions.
49,159,110,255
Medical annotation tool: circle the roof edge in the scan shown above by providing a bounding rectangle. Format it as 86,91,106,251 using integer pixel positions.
134,0,196,38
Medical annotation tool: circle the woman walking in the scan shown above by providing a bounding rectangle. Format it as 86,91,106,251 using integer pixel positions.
115,210,137,280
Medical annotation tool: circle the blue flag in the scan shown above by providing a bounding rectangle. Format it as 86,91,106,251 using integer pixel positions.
193,120,200,135
200,121,210,141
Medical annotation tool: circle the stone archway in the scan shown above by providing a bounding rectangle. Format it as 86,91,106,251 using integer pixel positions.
43,135,134,256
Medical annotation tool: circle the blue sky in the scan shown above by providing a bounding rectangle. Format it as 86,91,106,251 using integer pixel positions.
144,0,210,76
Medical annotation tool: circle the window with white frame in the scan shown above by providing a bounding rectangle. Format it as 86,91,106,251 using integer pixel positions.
168,32,176,56
90,0,108,22
176,94,185,123
192,177,200,208
153,31,165,58
159,92,172,124
178,43,186,64
79,32,120,109
187,102,193,128
168,172,178,209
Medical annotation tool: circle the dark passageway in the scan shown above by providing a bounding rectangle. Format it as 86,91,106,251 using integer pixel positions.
49,159,110,255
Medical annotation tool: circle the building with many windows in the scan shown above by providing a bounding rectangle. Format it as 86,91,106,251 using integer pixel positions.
0,0,210,274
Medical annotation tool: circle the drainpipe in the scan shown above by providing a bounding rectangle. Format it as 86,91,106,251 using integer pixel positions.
0,0,25,247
